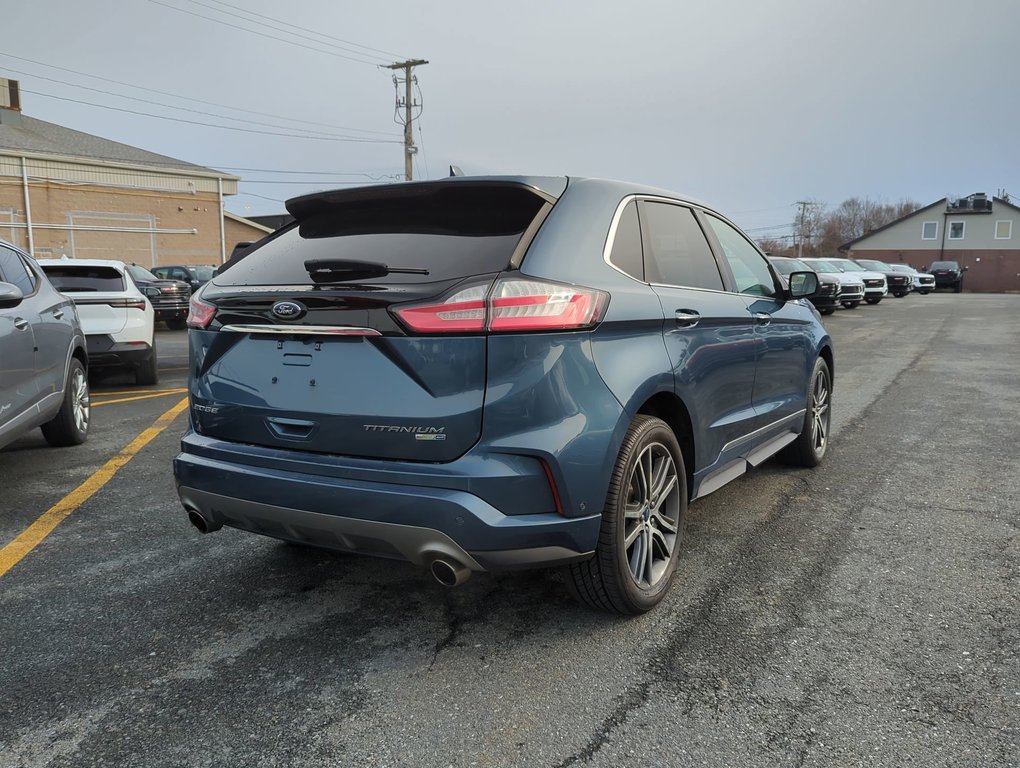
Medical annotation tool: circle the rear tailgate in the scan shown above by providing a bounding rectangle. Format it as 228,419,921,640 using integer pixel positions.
192,180,557,462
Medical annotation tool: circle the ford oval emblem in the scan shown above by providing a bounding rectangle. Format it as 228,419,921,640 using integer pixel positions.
271,300,306,320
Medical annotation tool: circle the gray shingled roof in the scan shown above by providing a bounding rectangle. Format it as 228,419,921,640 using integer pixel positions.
0,111,232,176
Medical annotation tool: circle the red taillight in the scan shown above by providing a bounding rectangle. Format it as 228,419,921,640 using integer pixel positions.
394,278,608,334
187,294,217,329
541,459,565,516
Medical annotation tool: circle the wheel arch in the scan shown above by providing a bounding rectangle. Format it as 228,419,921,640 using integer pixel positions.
634,391,695,499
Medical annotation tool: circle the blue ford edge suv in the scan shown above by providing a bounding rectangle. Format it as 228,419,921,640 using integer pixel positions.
174,176,832,613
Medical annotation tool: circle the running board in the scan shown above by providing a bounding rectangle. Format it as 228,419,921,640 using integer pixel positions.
694,430,799,499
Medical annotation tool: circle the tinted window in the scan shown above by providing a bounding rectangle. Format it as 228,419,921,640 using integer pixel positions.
929,261,959,270
0,247,36,295
191,266,215,281
770,258,811,275
608,201,643,280
704,215,776,297
40,265,125,292
151,267,169,278
639,202,723,290
126,265,159,283
217,185,546,286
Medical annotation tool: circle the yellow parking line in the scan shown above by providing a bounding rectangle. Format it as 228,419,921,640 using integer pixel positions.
92,388,186,396
0,397,190,578
92,389,188,407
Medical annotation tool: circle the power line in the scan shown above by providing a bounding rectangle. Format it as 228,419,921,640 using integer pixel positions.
147,0,384,66
197,0,405,60
181,0,392,63
23,89,402,143
3,66,392,141
0,52,396,137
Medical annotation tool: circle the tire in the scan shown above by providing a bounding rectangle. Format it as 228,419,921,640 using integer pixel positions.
780,356,831,468
842,301,860,310
919,290,930,295
166,317,187,331
135,343,159,386
567,415,687,614
893,292,907,298
819,307,835,316
41,357,90,447
954,281,963,293
865,297,882,305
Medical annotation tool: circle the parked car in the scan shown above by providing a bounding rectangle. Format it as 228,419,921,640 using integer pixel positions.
38,259,158,385
174,177,834,614
151,264,216,295
853,259,913,298
821,257,888,304
927,260,966,292
888,264,935,294
799,258,866,309
0,241,90,450
123,264,192,330
768,256,841,314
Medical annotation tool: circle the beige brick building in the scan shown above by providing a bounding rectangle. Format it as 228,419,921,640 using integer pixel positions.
0,77,269,266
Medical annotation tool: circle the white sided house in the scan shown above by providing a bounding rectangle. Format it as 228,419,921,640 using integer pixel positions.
841,192,1020,293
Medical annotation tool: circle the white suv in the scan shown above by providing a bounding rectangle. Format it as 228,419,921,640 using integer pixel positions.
38,259,158,385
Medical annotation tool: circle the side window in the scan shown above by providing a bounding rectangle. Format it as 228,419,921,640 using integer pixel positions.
0,247,36,296
607,201,643,280
704,215,776,297
152,267,168,279
173,268,190,281
639,202,724,290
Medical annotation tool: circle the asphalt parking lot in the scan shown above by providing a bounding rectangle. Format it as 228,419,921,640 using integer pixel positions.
1,294,1017,768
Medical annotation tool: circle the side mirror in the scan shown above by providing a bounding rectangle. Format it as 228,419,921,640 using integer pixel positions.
0,281,24,309
962,266,969,272
788,271,819,299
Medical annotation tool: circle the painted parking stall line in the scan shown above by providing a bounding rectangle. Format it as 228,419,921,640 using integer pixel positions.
0,397,189,578
91,388,188,407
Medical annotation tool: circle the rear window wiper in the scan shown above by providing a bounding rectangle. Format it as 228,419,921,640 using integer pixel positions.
304,259,429,283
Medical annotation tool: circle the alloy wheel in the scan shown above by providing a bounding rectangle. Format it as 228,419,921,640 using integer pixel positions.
71,367,90,434
810,368,830,454
623,442,681,589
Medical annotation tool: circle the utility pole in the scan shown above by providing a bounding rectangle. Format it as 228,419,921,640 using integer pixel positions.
384,59,428,181
795,200,812,260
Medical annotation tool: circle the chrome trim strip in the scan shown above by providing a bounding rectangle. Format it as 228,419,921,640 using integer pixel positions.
720,409,807,455
220,324,381,337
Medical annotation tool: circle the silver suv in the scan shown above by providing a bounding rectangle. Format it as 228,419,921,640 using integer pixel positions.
0,241,90,450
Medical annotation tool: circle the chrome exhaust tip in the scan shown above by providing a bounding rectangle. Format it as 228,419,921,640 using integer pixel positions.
430,557,471,587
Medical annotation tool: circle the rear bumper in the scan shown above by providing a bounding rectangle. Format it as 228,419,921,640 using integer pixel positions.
85,335,153,367
173,432,601,572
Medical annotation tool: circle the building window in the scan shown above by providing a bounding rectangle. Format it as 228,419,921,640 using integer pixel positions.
994,220,1012,240
948,221,965,240
921,221,938,240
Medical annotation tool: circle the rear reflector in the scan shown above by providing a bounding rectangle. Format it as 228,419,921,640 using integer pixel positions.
395,277,607,334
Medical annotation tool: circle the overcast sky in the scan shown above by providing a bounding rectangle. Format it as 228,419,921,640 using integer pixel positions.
4,0,1018,239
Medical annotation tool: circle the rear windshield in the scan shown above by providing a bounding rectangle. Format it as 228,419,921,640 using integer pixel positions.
216,184,547,286
40,265,125,292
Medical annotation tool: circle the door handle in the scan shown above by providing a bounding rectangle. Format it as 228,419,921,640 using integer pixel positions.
753,312,772,327
674,310,701,328
14,318,29,331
